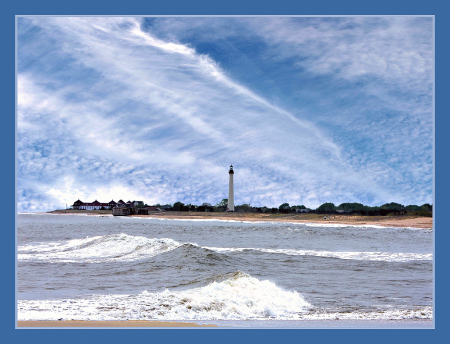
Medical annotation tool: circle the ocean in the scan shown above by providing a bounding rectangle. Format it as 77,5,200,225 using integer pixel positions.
17,213,433,328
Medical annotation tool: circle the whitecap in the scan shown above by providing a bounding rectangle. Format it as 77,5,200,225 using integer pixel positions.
18,272,311,321
18,233,182,263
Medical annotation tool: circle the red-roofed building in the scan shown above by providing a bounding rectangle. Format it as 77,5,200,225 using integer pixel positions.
72,199,146,210
72,199,114,210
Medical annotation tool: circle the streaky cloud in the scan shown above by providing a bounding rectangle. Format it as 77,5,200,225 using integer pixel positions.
17,17,433,211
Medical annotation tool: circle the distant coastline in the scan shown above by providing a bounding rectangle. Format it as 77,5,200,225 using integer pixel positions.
44,209,433,229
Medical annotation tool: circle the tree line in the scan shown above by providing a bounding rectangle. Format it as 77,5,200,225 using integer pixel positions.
150,199,432,217
314,202,432,217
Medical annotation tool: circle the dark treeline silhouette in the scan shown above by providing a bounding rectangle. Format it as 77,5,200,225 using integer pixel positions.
315,202,432,217
152,200,432,217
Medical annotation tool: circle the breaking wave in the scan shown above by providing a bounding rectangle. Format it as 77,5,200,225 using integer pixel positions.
18,271,312,321
203,247,432,262
18,233,432,263
18,233,182,263
17,270,432,321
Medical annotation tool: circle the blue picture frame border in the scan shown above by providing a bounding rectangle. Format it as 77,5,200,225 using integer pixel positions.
2,0,448,343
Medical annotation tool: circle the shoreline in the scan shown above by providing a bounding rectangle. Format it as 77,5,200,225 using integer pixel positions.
17,319,432,328
42,210,433,229
17,320,217,328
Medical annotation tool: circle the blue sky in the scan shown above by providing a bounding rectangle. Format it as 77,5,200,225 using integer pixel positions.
17,17,433,212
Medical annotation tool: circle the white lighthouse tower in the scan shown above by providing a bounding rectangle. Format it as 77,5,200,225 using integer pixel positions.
228,165,235,212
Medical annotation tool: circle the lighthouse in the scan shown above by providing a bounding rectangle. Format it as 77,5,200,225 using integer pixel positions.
228,165,235,211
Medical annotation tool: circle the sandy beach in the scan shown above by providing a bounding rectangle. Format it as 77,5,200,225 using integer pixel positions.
134,213,433,229
17,320,217,328
48,210,433,229
17,319,432,328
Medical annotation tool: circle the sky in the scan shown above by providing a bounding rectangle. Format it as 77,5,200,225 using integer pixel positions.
17,16,433,212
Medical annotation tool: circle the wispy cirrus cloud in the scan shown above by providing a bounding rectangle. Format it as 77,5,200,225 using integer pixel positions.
17,17,433,212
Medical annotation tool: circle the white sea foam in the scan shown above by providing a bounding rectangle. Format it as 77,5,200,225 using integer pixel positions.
18,233,182,263
301,306,433,321
202,246,432,262
18,272,312,321
303,223,384,229
303,223,431,230
17,270,432,321
138,217,267,224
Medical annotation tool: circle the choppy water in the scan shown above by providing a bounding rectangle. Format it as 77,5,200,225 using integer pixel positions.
17,214,433,326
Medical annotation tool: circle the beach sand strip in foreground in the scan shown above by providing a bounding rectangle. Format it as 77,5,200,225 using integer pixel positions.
17,320,217,328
